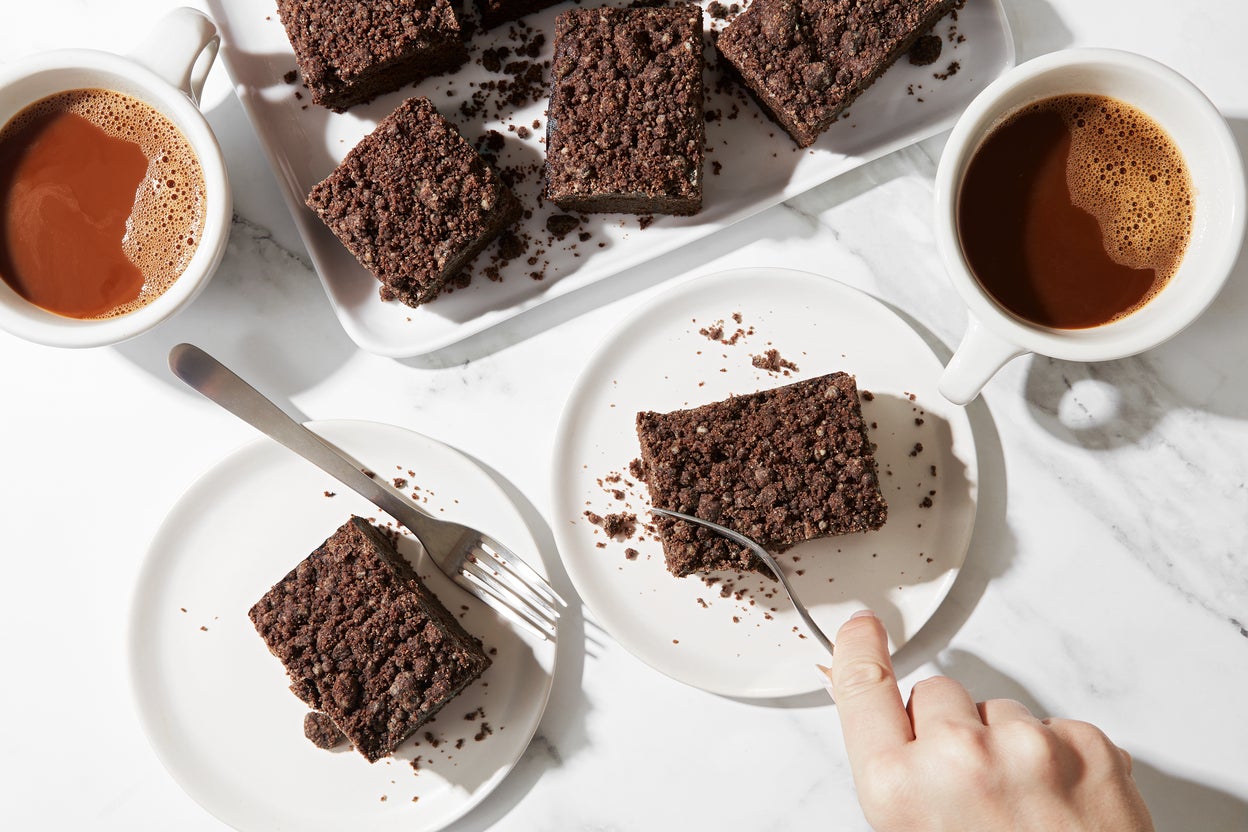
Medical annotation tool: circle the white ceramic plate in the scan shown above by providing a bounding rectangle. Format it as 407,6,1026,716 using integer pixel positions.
205,0,1013,357
550,268,978,697
130,420,556,832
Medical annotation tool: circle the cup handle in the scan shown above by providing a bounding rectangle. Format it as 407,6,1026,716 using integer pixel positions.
939,315,1028,405
128,7,220,106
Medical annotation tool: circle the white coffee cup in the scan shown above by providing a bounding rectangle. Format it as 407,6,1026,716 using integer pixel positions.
0,7,231,348
935,48,1245,405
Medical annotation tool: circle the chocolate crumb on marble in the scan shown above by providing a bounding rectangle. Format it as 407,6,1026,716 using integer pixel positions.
716,0,960,147
636,373,887,578
545,5,705,215
306,97,521,309
275,0,468,112
249,517,491,762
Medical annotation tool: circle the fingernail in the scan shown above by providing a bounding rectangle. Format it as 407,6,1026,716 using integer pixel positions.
815,664,836,703
850,609,877,620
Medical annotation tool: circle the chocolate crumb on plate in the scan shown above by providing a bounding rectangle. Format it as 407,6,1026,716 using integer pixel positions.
602,512,637,539
545,214,580,239
751,348,799,374
304,711,347,749
908,33,943,66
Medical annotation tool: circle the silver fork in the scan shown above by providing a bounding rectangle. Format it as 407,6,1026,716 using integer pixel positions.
649,507,835,656
169,343,564,641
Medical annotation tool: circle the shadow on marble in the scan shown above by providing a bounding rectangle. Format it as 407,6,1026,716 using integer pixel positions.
937,649,1248,832
1000,0,1074,63
583,617,610,660
1022,116,1248,449
439,450,595,832
113,214,358,399
203,78,305,257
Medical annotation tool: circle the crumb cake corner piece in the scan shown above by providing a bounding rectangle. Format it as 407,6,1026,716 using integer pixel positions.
635,372,887,578
544,5,705,216
305,96,522,309
717,0,960,147
248,515,491,762
275,0,469,112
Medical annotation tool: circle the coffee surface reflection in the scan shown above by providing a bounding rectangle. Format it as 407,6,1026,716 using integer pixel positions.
0,88,206,319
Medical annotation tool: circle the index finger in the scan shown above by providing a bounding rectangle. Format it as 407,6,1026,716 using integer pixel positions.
828,611,914,765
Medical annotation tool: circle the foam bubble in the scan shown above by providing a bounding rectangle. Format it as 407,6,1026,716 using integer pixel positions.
1053,97,1188,282
0,88,206,318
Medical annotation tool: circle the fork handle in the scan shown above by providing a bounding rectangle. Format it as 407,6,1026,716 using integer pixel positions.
168,344,422,530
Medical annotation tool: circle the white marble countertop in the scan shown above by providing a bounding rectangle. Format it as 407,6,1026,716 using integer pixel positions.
2,0,1247,829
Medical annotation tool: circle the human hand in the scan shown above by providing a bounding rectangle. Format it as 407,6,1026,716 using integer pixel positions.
823,610,1154,832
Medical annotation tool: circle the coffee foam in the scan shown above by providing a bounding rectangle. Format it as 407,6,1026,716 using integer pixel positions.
1,89,205,318
1011,95,1192,292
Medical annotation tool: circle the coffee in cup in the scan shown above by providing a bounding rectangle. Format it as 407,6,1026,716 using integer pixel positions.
957,93,1192,330
934,49,1245,406
0,88,207,319
0,7,230,349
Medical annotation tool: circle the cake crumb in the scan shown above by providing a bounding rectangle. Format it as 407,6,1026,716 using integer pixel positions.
602,512,637,539
908,34,942,66
751,348,799,374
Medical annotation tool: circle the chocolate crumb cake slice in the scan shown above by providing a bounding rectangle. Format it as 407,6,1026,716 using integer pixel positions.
276,0,469,112
636,373,887,578
545,6,705,215
249,516,491,762
307,97,521,308
717,0,959,147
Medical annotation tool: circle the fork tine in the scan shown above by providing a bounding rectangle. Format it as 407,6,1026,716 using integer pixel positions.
453,572,554,642
460,558,558,639
477,537,567,608
468,549,561,621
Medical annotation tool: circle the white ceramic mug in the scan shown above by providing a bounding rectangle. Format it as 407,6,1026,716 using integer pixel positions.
935,48,1245,405
0,7,231,348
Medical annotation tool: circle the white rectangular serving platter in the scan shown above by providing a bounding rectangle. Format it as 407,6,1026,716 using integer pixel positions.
207,0,1014,357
